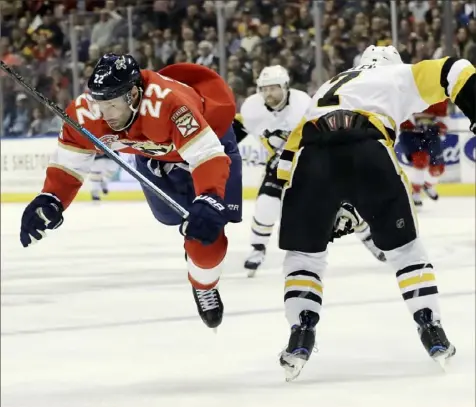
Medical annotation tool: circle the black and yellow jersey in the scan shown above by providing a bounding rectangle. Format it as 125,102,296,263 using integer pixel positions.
278,57,476,182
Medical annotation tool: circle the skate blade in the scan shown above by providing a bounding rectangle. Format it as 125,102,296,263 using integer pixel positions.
432,346,455,371
246,268,257,278
284,359,306,382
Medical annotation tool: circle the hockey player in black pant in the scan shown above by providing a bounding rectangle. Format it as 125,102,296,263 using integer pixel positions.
234,66,385,278
276,45,475,381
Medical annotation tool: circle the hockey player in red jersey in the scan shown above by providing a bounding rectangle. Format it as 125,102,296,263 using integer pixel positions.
19,54,243,329
399,100,449,206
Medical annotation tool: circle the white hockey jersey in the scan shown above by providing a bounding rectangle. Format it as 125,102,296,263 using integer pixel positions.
278,57,475,181
237,89,312,154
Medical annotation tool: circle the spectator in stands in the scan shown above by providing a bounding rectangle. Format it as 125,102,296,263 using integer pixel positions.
91,8,122,49
201,1,217,29
79,63,95,93
3,93,31,137
0,37,22,66
87,44,101,67
182,40,198,63
1,0,475,133
28,107,52,137
196,40,218,67
49,65,71,108
10,27,29,55
30,33,57,62
240,24,261,54
36,11,64,51
227,54,252,87
154,28,176,65
140,43,163,71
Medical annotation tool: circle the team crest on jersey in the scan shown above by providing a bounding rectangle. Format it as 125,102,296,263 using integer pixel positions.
98,134,174,156
99,134,120,147
171,107,200,138
118,140,175,156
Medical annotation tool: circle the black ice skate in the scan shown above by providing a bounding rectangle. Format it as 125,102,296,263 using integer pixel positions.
279,310,319,381
192,287,223,329
412,192,423,207
414,308,456,368
423,183,439,200
244,244,266,277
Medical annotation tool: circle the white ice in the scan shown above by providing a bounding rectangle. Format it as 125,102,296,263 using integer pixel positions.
1,198,475,407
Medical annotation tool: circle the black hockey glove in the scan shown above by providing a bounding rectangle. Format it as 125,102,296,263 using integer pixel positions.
20,193,64,247
262,129,290,151
180,194,229,245
330,202,361,242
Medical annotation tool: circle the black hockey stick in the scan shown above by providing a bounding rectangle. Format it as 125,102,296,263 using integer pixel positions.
0,60,189,219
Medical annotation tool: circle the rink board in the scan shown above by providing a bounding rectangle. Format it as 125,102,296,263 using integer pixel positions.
1,115,475,203
1,184,475,204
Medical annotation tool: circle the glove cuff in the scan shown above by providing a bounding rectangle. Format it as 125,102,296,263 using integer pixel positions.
38,192,64,212
193,194,226,213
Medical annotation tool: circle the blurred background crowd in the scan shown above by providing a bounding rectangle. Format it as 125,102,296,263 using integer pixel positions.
0,0,475,137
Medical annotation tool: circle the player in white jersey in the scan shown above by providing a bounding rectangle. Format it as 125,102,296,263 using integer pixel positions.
276,46,475,381
89,154,120,200
235,65,385,277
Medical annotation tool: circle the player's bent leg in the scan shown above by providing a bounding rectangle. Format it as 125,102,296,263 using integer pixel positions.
136,155,227,328
409,151,430,206
89,170,103,201
384,238,455,364
355,140,455,365
279,250,325,381
399,131,427,206
354,219,386,262
424,136,445,200
89,157,107,201
245,171,284,276
135,155,193,226
185,232,228,329
277,146,338,381
222,136,243,224
100,158,120,195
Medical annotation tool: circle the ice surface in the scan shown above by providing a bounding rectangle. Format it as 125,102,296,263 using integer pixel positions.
1,198,475,407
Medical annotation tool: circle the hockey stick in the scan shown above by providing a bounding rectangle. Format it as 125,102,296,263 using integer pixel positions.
0,60,189,219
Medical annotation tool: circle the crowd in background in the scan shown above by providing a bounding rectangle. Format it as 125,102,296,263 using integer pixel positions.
0,0,475,137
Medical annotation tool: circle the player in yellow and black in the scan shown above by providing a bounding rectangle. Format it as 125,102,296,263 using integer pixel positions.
277,45,475,381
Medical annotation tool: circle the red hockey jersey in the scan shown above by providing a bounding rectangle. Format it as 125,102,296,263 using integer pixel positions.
400,100,449,131
42,64,236,208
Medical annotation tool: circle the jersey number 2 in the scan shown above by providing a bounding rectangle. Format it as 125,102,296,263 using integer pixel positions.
317,71,361,107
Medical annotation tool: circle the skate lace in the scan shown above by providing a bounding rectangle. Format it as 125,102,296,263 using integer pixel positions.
196,289,219,312
426,324,444,347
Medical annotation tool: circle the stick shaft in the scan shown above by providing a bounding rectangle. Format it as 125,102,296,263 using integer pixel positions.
0,61,189,218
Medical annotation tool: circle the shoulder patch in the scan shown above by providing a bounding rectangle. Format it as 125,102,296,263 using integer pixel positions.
171,106,200,138
171,105,189,122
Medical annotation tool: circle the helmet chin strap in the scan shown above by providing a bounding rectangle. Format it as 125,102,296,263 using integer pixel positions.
107,87,143,132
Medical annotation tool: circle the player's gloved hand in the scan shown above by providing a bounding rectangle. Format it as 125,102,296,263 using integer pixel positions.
180,194,228,245
147,159,176,177
262,130,289,151
330,202,360,242
20,193,64,248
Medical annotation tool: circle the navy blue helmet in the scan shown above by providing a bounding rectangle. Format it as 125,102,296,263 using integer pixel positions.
88,53,142,101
